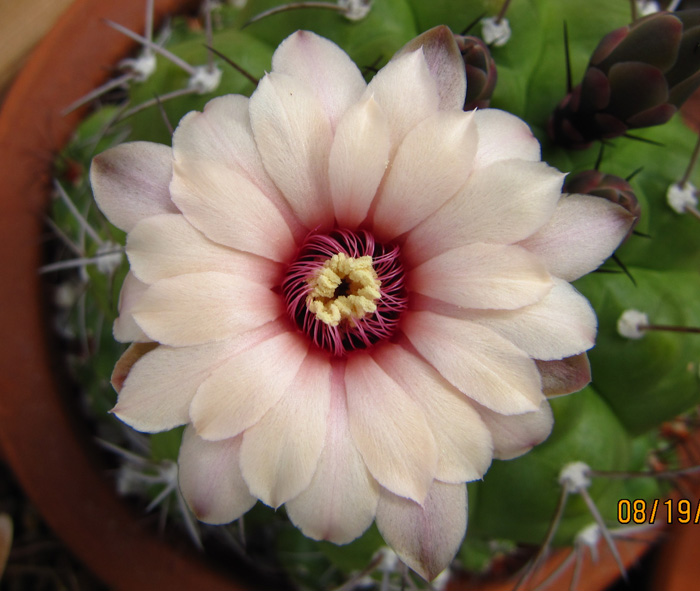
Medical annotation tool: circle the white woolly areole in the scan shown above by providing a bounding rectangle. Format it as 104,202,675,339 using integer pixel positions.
96,241,124,275
339,0,372,21
617,309,649,339
481,17,511,47
636,0,661,15
667,182,698,214
188,65,223,94
559,461,591,492
575,523,601,549
120,52,157,82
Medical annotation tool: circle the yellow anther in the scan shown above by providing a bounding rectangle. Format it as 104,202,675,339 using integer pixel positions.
307,253,381,327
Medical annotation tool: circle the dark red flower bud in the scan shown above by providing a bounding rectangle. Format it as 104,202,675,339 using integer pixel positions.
549,10,700,149
564,170,640,239
455,35,498,110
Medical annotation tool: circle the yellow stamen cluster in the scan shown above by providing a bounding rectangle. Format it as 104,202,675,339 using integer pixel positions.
307,253,381,327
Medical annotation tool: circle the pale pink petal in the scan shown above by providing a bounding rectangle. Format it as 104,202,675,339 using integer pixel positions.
373,110,477,239
403,311,544,414
286,371,380,544
519,194,636,281
272,30,366,129
113,340,235,432
249,72,334,229
472,109,541,168
475,400,554,460
239,353,331,508
178,426,256,524
172,95,305,238
111,342,157,393
404,160,565,266
190,332,308,441
393,26,466,111
170,159,296,262
113,272,149,343
132,272,282,347
536,354,592,397
126,214,282,286
409,243,552,311
363,50,440,151
376,481,467,581
345,355,437,503
374,345,493,483
90,142,178,232
329,96,391,228
458,279,596,360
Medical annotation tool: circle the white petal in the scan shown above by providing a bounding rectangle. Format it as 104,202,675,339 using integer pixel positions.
132,272,282,347
472,109,541,168
403,311,543,414
126,214,282,286
249,72,334,229
404,160,564,266
239,353,331,508
113,340,236,433
272,30,366,129
363,50,440,151
519,194,636,281
409,243,553,310
376,481,467,581
285,376,380,544
460,279,597,360
374,345,493,483
329,96,391,228
178,426,256,524
393,26,466,111
170,159,296,262
113,272,149,343
91,142,178,232
373,110,477,239
475,400,554,460
190,332,308,440
345,355,437,503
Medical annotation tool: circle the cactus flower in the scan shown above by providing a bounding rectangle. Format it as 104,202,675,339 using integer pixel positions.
90,29,635,580
549,10,700,149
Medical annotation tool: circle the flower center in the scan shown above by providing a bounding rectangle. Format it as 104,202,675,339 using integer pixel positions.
282,229,407,356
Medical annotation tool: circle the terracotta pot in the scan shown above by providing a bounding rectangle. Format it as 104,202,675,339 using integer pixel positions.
0,0,672,589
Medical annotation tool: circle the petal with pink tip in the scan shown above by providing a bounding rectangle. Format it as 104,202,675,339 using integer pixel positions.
240,353,331,508
459,279,597,360
272,30,366,129
170,159,296,262
472,109,541,168
132,271,282,347
127,214,282,286
374,345,493,483
393,26,467,111
91,142,178,232
113,340,235,432
249,72,334,229
475,400,554,460
519,194,636,281
178,426,256,525
190,332,308,441
113,272,149,343
363,50,440,150
172,95,303,237
404,160,564,266
329,96,391,228
376,481,467,581
403,311,543,414
373,110,477,239
286,374,379,544
409,243,552,310
345,355,437,503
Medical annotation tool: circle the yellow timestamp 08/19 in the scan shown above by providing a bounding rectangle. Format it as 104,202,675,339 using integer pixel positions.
617,498,700,525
